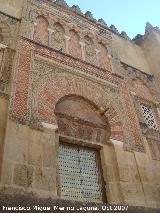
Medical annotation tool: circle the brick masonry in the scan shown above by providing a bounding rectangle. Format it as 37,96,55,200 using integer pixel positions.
11,38,144,151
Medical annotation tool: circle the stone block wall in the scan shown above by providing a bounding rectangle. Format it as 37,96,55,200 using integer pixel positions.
0,0,24,18
0,120,58,198
0,97,8,178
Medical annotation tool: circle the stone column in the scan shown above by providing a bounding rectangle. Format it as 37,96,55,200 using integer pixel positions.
31,22,37,40
80,42,85,60
64,35,70,54
48,28,54,47
96,49,100,67
0,44,6,79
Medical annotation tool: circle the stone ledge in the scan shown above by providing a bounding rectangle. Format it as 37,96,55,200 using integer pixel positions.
0,193,159,213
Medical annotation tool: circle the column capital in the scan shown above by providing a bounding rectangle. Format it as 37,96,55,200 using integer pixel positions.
80,42,85,47
48,28,54,33
0,44,7,49
64,35,70,40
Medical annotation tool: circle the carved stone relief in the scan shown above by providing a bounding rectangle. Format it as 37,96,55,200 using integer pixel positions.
55,96,110,144
132,95,160,132
29,57,134,148
84,36,97,65
10,38,145,152
50,23,65,51
68,30,81,59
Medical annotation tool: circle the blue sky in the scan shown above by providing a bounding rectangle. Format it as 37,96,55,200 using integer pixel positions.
65,0,160,39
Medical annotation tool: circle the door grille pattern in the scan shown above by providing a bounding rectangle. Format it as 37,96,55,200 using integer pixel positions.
58,144,104,203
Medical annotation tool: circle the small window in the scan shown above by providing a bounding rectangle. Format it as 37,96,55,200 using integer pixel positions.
140,103,157,129
57,143,106,203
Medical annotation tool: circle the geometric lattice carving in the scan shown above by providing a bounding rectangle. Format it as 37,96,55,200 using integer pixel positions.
58,143,105,203
140,103,157,129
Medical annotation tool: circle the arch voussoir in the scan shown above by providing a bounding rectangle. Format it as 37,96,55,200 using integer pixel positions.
35,74,125,142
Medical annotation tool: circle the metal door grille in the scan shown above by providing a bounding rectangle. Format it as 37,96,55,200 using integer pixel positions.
58,143,105,203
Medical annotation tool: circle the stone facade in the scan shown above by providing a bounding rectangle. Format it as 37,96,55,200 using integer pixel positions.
0,0,160,211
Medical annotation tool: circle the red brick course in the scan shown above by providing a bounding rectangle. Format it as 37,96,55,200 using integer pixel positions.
12,39,143,148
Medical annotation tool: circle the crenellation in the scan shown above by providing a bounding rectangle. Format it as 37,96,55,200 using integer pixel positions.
110,24,119,34
70,5,82,14
98,18,108,27
121,31,130,40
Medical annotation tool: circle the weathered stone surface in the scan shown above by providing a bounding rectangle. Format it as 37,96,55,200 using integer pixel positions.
1,160,13,185
42,143,56,168
0,0,24,18
34,167,56,192
13,164,33,188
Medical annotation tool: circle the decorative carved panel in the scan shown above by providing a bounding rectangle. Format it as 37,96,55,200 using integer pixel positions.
50,23,65,51
140,103,157,130
84,36,96,65
57,114,107,144
11,39,145,152
55,96,110,144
